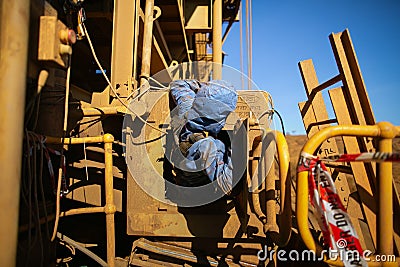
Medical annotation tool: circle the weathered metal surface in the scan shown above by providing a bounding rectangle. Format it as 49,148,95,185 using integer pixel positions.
126,90,273,243
298,59,350,206
110,0,135,98
329,29,375,126
297,59,370,250
46,134,117,267
184,0,212,31
38,16,71,67
329,28,397,250
212,0,222,79
0,1,30,266
140,0,156,86
330,88,400,253
129,238,261,266
329,86,376,251
155,0,190,62
16,0,246,266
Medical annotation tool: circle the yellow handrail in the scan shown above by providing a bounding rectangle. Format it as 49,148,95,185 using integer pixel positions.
273,130,292,246
296,122,400,266
46,134,116,267
251,130,292,246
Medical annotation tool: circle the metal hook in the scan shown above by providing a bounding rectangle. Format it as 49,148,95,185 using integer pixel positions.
153,6,161,21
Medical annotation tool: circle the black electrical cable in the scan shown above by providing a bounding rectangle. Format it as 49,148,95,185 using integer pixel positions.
76,117,103,126
72,117,103,136
32,94,42,130
38,136,50,240
22,131,53,266
258,108,286,136
51,54,72,242
25,130,33,267
32,136,44,267
273,109,286,136
24,82,39,128
139,75,149,81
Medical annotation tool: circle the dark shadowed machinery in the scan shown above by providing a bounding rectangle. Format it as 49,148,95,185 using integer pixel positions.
0,1,399,266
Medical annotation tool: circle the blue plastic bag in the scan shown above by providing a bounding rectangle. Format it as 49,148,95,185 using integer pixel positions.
170,79,238,194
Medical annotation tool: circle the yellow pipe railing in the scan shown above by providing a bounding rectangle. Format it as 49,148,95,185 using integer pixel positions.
251,130,292,246
296,122,400,266
46,134,116,267
265,130,292,246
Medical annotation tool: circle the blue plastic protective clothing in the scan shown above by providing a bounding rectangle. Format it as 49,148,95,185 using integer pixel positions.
169,79,238,194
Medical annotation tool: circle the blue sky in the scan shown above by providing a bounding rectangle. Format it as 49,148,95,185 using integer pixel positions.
223,0,400,134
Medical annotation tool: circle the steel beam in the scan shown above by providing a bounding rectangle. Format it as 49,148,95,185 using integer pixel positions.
110,0,136,97
140,0,155,86
0,1,30,266
377,123,395,259
212,0,222,79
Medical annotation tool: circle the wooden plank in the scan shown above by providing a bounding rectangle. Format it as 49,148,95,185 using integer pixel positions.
110,0,136,97
298,60,330,127
329,32,367,126
330,30,376,196
298,60,335,137
298,60,351,207
298,59,370,250
329,87,376,251
329,30,376,177
340,29,375,125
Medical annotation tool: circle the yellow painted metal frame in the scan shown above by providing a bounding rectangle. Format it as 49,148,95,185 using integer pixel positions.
46,134,116,267
251,130,292,246
296,122,400,266
269,131,292,246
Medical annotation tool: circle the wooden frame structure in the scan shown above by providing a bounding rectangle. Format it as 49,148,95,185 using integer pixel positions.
298,29,400,254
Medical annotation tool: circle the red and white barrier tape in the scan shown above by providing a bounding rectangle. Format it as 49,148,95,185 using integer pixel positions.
320,152,400,163
298,152,367,266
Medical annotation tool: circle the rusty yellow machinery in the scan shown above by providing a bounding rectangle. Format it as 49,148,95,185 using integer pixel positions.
0,0,399,267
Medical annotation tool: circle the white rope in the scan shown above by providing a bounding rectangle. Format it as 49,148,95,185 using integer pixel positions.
82,23,167,135
239,3,244,90
57,232,107,267
245,0,250,90
149,76,168,88
249,0,253,88
51,55,71,242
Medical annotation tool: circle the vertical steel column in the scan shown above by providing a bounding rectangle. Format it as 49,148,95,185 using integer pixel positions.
212,0,222,79
104,134,116,267
0,1,30,266
110,0,136,97
377,122,395,262
140,0,155,87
